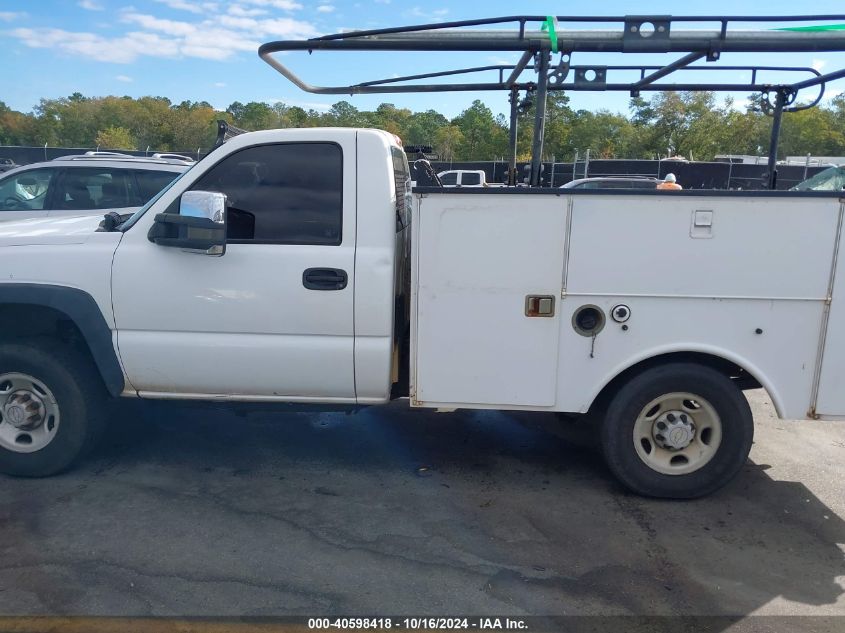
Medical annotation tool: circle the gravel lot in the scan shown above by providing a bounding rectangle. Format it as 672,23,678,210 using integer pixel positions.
0,390,842,625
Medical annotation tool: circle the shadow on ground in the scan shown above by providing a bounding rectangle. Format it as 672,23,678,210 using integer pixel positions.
0,398,841,624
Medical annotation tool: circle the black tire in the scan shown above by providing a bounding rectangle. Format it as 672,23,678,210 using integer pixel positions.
600,363,754,499
0,340,107,477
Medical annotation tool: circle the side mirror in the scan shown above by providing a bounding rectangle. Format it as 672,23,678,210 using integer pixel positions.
148,190,227,256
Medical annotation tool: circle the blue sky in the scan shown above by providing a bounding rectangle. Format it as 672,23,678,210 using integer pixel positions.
3,0,845,119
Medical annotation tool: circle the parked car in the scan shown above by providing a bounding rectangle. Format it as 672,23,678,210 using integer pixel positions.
437,169,503,187
790,165,845,191
561,176,661,190
0,152,192,222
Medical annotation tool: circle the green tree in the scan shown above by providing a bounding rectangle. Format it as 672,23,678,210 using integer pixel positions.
451,99,507,159
325,101,364,127
95,125,137,150
0,101,35,145
226,101,279,131
3,89,845,162
404,109,449,146
434,125,464,161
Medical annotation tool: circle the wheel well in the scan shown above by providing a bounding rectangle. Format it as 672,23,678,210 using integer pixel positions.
0,304,102,382
0,285,124,397
589,351,762,414
0,304,81,341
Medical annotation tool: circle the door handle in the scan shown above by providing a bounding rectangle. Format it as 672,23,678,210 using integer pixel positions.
303,268,348,290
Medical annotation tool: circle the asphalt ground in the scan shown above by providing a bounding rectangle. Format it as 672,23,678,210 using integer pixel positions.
0,390,841,630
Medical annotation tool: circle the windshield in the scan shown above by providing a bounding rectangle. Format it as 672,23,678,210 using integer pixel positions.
118,166,192,231
791,166,845,191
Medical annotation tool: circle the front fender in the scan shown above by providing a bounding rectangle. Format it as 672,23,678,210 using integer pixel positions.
0,283,124,397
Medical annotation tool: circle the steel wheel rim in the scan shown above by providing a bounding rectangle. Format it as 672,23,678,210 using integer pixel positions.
0,373,61,453
632,391,722,476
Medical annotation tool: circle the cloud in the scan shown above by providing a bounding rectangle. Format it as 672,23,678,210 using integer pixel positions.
374,0,391,4
487,55,517,66
78,0,104,10
238,0,303,10
10,28,181,63
812,59,827,72
216,15,319,38
214,82,227,87
0,11,26,21
181,28,259,59
317,5,335,13
122,13,198,36
228,4,268,17
153,0,218,13
406,7,448,21
116,74,133,82
8,6,321,64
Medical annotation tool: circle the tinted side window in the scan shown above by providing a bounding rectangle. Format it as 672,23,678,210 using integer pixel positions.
136,170,181,202
54,168,135,210
0,169,55,211
439,172,458,186
191,143,343,245
462,172,482,186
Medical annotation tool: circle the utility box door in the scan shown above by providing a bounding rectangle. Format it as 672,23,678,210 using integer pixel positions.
412,194,566,407
816,202,845,417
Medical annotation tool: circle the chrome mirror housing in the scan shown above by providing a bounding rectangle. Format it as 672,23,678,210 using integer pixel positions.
180,191,226,224
148,190,227,256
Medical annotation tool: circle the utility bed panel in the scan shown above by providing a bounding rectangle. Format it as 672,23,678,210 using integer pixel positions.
566,196,836,299
411,191,844,419
411,195,566,406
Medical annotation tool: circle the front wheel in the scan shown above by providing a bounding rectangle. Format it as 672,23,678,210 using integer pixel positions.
600,363,754,499
0,341,106,477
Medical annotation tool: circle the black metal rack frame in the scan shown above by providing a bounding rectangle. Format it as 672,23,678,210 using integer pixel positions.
258,15,845,188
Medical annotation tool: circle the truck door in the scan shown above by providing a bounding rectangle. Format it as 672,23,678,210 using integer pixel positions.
111,139,357,401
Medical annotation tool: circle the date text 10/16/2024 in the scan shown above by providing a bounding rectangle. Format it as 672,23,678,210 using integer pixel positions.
308,618,528,630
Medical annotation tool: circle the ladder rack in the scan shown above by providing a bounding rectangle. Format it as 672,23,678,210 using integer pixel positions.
259,15,845,188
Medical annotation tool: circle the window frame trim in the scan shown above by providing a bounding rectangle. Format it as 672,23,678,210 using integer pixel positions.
390,146,411,233
190,141,345,247
439,172,458,186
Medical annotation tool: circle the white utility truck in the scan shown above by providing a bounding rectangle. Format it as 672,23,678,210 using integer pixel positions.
0,126,843,499
2,14,845,498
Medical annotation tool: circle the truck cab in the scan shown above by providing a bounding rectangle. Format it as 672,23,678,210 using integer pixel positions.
112,128,411,404
0,129,412,478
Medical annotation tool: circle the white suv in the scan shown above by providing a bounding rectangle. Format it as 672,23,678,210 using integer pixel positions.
0,152,192,222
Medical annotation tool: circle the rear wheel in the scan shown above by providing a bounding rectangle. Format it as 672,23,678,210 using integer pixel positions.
0,341,106,477
600,363,753,498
